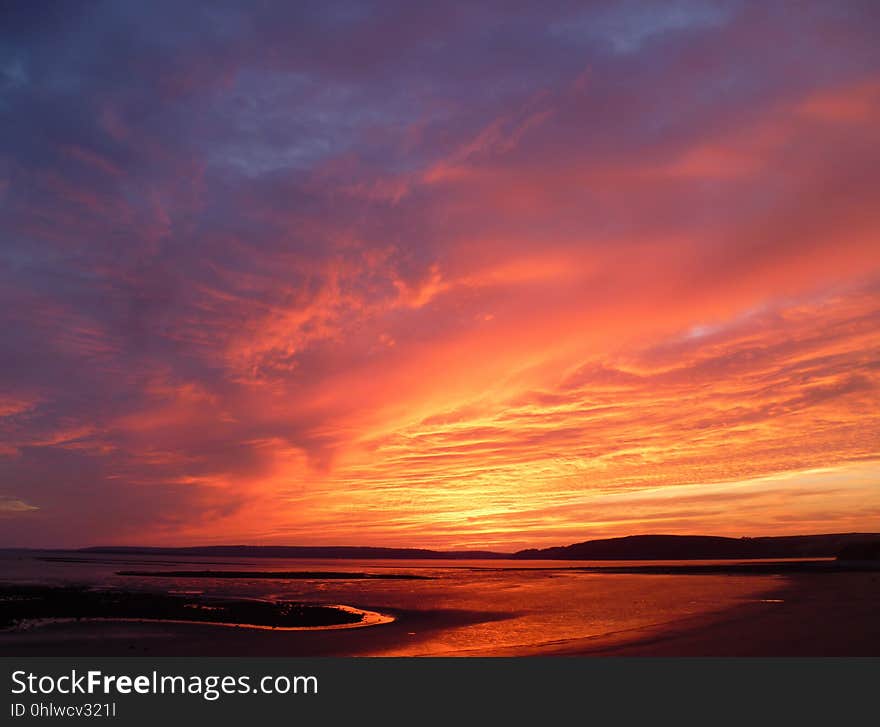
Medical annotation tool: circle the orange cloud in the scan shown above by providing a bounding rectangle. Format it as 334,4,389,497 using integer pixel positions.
4,6,880,548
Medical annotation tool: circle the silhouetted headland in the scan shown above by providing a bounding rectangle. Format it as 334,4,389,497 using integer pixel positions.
73,532,880,561
836,540,880,561
514,533,880,560
77,545,505,559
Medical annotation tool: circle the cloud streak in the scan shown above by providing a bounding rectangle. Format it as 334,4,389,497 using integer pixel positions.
1,0,878,547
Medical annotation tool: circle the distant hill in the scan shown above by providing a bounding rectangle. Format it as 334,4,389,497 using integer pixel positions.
78,545,508,560
836,540,880,561
512,533,880,560
78,533,880,561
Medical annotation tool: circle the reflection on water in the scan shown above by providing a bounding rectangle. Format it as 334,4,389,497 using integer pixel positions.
0,551,782,655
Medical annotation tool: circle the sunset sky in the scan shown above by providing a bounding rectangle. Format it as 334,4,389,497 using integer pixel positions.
1,0,879,549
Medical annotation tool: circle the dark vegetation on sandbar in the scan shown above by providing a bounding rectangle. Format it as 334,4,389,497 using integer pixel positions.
115,570,430,580
0,585,363,630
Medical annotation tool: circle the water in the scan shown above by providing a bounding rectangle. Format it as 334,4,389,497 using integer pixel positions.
0,550,788,655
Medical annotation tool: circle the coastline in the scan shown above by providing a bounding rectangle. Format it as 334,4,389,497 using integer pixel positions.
5,605,394,634
1,571,877,656
0,605,504,657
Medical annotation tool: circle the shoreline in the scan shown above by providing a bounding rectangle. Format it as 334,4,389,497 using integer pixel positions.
0,605,508,656
0,584,383,633
5,605,394,634
1,571,876,656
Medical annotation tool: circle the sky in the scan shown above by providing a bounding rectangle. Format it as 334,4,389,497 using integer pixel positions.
1,0,879,549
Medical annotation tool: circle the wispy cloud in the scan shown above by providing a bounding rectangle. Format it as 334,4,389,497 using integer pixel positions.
0,497,39,514
1,0,878,547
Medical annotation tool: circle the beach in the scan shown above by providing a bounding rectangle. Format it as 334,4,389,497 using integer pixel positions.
510,572,880,656
2,570,877,657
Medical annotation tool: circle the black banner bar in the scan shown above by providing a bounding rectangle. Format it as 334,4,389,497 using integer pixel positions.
3,657,878,725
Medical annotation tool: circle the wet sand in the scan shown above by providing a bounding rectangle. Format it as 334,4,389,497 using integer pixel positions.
1,572,877,656
0,606,509,656
0,585,371,631
513,572,880,656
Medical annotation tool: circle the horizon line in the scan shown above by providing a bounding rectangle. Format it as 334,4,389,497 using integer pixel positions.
4,530,879,553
